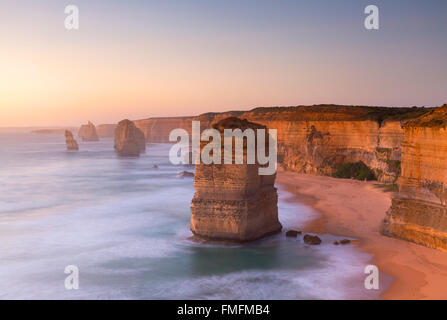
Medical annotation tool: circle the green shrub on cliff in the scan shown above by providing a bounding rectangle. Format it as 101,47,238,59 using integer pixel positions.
333,161,376,181
386,160,401,176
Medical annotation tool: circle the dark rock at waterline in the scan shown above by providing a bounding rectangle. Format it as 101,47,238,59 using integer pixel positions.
177,171,194,178
340,239,351,245
303,234,322,245
285,230,302,237
333,241,340,245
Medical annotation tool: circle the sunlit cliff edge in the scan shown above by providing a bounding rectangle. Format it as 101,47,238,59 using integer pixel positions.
382,104,447,251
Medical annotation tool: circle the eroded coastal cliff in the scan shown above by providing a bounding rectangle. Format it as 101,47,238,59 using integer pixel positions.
75,104,447,250
135,105,428,183
382,105,447,251
96,124,117,138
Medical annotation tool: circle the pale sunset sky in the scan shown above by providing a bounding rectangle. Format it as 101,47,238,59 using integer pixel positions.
0,0,446,126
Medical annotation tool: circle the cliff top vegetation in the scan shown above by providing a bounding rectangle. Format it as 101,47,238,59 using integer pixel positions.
404,104,447,128
245,104,431,123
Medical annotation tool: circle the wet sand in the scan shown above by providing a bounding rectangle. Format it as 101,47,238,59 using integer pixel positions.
277,170,447,299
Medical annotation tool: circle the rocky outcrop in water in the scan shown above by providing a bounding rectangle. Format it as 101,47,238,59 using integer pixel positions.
78,121,99,141
114,119,146,157
177,171,194,178
286,230,301,237
303,234,322,245
381,105,447,251
65,130,79,151
190,117,282,242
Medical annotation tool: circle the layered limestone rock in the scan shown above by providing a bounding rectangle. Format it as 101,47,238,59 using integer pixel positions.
65,130,79,151
135,105,428,182
114,119,146,157
78,121,99,141
381,105,447,251
190,117,282,242
250,118,403,182
134,111,242,143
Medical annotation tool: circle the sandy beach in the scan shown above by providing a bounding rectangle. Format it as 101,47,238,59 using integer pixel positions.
277,170,447,300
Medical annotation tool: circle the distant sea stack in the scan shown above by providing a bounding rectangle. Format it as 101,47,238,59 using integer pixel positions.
381,105,447,251
114,119,146,157
65,130,79,151
78,121,99,141
190,117,282,242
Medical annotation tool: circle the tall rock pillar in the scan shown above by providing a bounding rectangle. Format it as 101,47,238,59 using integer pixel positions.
190,117,282,241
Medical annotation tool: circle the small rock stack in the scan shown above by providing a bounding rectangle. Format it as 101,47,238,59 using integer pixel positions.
78,121,99,141
65,130,79,151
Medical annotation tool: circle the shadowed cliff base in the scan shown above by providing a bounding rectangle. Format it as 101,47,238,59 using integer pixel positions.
332,161,376,181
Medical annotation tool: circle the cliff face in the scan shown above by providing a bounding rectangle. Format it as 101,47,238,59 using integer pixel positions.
96,124,117,138
65,130,79,151
78,121,99,141
243,119,403,183
382,105,447,251
134,117,193,143
135,105,427,182
114,119,146,157
190,117,282,241
134,111,243,143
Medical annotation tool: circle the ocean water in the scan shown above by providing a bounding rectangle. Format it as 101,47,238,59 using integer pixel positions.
0,131,381,299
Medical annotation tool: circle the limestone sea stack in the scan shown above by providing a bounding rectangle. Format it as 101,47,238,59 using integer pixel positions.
78,121,99,141
381,105,447,251
114,119,146,157
65,130,79,151
190,117,282,242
